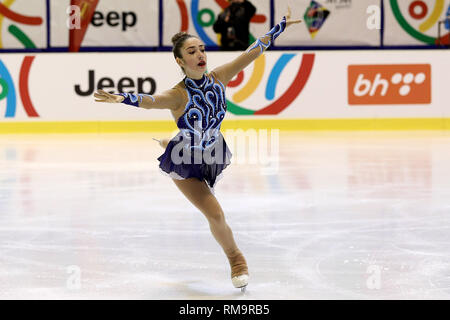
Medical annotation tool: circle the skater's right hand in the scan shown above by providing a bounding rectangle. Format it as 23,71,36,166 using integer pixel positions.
285,6,302,28
94,89,124,103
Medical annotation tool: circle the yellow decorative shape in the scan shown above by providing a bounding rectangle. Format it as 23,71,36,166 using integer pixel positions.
419,0,444,32
232,54,266,103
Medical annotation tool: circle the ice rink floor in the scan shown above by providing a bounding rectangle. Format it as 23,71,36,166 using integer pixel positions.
1,131,450,300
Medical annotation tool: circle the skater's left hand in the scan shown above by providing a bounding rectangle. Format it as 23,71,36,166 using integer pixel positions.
94,89,124,103
285,6,302,28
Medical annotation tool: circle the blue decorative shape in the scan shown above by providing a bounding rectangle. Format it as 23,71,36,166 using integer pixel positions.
191,0,216,46
265,53,296,100
0,60,17,118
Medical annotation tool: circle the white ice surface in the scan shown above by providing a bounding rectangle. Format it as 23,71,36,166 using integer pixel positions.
0,131,449,299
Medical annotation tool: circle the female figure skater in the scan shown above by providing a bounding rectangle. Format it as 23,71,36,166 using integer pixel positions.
94,9,301,291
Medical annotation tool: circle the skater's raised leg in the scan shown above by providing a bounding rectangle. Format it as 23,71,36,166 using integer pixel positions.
153,137,171,148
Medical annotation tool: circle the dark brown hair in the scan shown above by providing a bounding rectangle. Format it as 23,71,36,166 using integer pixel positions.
172,32,198,74
171,32,196,59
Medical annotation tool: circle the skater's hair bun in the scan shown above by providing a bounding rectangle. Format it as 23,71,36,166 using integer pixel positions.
172,32,195,59
172,32,189,46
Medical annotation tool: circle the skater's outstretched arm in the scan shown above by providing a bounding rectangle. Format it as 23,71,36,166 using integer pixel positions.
93,87,183,111
211,7,302,86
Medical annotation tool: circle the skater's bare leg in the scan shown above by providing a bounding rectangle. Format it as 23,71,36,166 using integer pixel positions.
153,137,171,148
172,177,238,253
172,177,249,281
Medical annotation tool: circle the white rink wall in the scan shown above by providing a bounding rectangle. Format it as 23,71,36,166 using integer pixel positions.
0,50,448,122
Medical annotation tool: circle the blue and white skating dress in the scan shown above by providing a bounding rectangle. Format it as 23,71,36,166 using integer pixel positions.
157,73,232,192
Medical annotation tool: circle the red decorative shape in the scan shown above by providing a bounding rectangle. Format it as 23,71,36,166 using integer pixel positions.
69,0,99,52
0,3,43,25
19,56,39,117
435,33,450,45
409,1,428,20
176,0,189,32
227,71,244,87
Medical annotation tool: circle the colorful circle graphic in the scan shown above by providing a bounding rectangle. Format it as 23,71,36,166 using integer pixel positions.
391,0,449,45
174,1,313,115
226,54,315,116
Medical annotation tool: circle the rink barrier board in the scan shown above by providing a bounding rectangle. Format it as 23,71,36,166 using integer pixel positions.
1,118,450,134
0,51,447,126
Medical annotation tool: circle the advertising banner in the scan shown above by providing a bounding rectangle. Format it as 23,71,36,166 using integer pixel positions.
384,0,450,46
0,50,449,124
0,0,47,49
273,0,381,46
50,0,159,48
162,0,270,47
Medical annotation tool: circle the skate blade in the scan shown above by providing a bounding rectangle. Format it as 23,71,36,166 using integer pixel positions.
232,274,249,289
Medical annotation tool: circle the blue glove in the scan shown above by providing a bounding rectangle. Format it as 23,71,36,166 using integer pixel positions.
115,93,155,107
247,16,287,54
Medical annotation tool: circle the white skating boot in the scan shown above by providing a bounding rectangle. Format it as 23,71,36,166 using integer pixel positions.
232,274,249,292
227,249,249,292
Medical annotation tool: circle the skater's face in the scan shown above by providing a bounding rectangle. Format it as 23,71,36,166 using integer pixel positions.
176,37,207,79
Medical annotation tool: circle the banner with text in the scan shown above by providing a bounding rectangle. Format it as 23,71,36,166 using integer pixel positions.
50,0,159,48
